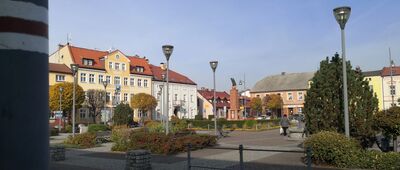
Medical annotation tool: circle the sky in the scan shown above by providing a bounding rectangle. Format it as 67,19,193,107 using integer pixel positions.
49,0,400,92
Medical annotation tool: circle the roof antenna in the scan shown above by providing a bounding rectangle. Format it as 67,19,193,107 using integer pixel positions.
67,33,72,45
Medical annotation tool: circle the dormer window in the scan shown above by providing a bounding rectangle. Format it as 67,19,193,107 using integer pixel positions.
82,58,94,66
135,66,144,73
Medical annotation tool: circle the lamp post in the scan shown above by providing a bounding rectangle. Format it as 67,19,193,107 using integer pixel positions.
102,80,108,125
161,71,166,128
70,64,79,137
59,87,64,132
210,61,218,136
162,45,174,135
333,6,351,137
239,76,246,118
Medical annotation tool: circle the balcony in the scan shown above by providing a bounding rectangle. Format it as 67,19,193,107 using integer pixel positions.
173,100,185,106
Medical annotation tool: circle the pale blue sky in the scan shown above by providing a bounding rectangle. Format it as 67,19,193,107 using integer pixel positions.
49,0,400,91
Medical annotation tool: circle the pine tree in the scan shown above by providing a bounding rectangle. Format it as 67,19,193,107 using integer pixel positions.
304,53,378,148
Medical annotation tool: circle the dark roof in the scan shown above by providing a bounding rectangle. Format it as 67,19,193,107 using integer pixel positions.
149,64,196,85
251,72,314,92
49,63,72,74
362,70,381,77
128,56,153,76
198,89,230,100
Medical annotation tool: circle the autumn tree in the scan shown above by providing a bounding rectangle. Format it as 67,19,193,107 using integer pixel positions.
130,93,157,120
249,97,262,117
49,82,85,123
85,89,105,123
304,53,378,148
264,94,283,118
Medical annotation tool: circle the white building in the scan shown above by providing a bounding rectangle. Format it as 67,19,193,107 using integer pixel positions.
150,64,197,120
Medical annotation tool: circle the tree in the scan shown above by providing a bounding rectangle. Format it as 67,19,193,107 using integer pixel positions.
304,53,378,148
130,93,157,120
85,89,105,123
49,82,85,124
249,97,262,117
374,106,400,151
113,103,133,126
264,94,283,118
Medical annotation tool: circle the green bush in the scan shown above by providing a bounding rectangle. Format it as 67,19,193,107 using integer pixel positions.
65,125,72,133
187,119,280,129
194,115,203,120
50,128,59,136
171,116,188,133
304,131,361,167
304,131,400,169
208,115,214,120
146,121,164,133
88,124,109,133
111,127,131,151
64,133,96,148
244,120,257,129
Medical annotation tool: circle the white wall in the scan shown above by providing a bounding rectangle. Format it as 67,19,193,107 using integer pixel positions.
152,81,197,120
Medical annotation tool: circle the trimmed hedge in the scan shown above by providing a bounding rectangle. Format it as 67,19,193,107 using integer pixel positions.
88,124,109,133
304,131,400,169
187,119,280,129
50,128,59,136
112,129,216,154
64,133,97,148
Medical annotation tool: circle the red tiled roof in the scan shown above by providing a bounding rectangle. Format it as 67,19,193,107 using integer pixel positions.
381,67,400,76
198,89,230,100
68,45,109,70
49,63,72,74
128,56,153,76
149,64,196,85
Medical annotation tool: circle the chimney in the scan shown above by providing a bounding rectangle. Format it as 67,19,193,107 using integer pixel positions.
281,72,286,75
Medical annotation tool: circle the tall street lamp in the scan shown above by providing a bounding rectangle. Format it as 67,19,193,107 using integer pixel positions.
70,64,79,137
334,6,351,137
162,45,174,135
59,87,64,132
161,69,166,128
210,61,218,136
102,80,108,125
239,76,246,118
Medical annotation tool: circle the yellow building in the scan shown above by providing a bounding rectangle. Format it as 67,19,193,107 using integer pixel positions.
49,63,73,85
363,70,384,110
49,44,153,123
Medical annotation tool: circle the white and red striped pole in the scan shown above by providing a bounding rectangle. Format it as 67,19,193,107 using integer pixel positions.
0,0,49,169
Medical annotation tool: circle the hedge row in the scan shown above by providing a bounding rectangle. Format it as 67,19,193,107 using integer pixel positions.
187,119,280,129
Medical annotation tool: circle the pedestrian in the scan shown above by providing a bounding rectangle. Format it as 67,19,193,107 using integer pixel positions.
280,114,290,136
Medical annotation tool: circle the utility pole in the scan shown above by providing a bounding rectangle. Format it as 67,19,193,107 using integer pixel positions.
0,1,49,169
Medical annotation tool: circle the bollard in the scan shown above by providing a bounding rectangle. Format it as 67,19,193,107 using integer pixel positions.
187,143,191,170
255,124,258,131
239,144,244,170
306,147,312,170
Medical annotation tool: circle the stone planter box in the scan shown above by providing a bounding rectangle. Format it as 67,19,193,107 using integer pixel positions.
49,146,65,161
125,150,151,170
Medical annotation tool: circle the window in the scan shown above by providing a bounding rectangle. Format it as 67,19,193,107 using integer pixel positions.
79,109,86,119
115,63,120,70
130,78,134,86
144,79,148,87
298,107,303,113
114,76,120,85
114,92,120,103
138,79,142,87
288,92,293,100
298,92,304,100
82,58,94,66
109,62,113,69
191,95,193,102
174,94,178,101
183,94,186,101
89,74,95,83
106,76,111,84
106,92,111,102
56,75,65,82
98,75,104,84
135,66,144,72
122,63,126,71
390,85,396,95
130,93,134,101
124,77,128,86
116,55,120,59
124,93,128,101
80,73,86,82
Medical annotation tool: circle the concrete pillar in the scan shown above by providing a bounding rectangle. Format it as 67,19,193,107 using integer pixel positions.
0,0,49,169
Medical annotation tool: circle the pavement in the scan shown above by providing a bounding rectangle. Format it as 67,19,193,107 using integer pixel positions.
49,129,340,170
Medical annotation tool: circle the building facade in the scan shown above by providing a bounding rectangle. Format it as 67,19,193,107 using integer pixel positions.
49,63,73,86
381,67,400,110
363,70,384,110
49,44,153,123
251,72,314,116
197,88,230,119
150,64,197,120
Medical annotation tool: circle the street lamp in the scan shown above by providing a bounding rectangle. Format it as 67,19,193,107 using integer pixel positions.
161,67,166,128
162,45,173,135
333,6,351,137
58,87,64,132
210,61,218,136
70,63,79,137
102,80,108,125
239,78,247,118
